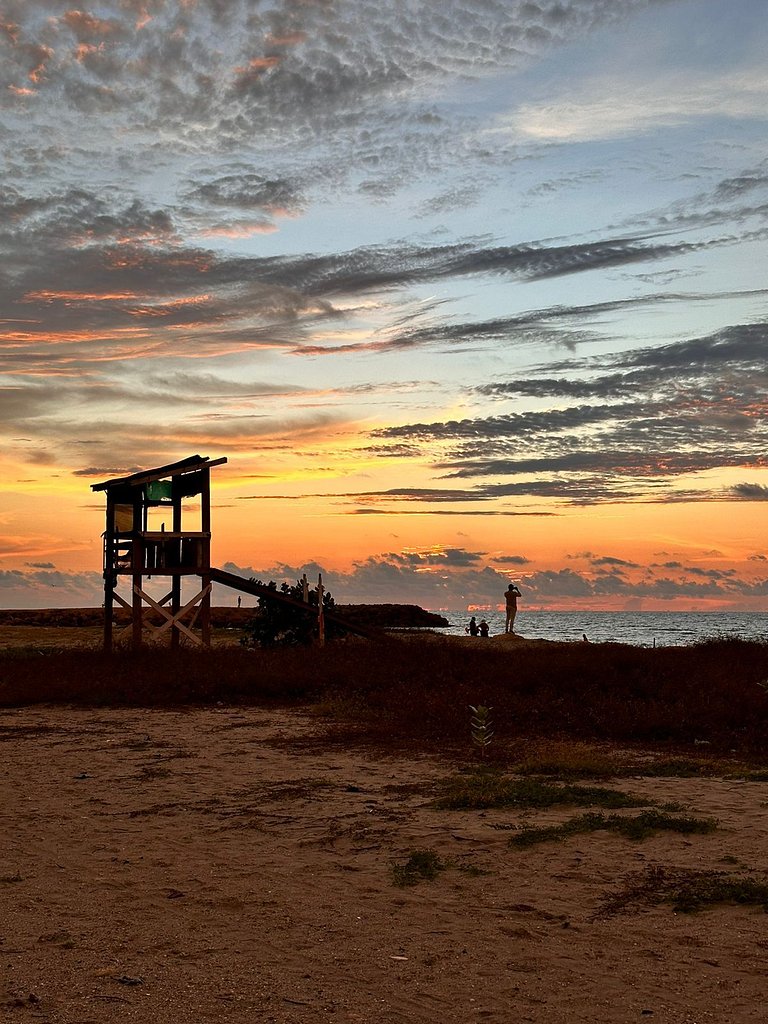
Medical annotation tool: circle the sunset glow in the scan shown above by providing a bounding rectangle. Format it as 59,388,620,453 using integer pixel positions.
1,1,767,613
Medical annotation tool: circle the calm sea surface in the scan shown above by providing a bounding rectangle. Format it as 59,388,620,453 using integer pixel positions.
434,611,768,647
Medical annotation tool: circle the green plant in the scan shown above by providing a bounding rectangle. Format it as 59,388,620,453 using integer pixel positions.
469,704,493,756
391,849,446,887
510,809,718,848
597,864,768,916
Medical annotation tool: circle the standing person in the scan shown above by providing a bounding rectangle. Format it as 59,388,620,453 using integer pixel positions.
467,615,479,637
504,582,522,634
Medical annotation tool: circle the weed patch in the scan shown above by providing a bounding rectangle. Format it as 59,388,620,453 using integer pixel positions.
391,849,446,887
727,768,768,782
456,862,491,877
597,865,768,916
510,810,718,848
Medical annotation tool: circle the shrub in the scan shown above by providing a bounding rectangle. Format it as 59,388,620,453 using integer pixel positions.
241,579,338,648
391,849,446,887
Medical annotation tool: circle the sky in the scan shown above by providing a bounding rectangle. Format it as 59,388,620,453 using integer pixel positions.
1,0,768,612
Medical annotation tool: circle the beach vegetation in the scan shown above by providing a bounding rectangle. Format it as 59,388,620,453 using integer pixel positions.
469,704,494,756
391,849,446,887
241,579,338,647
597,864,768,916
1,635,768,760
509,809,718,848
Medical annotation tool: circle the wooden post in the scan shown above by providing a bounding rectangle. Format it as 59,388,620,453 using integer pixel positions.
200,467,211,647
171,484,182,649
317,573,325,647
103,498,115,653
131,493,143,648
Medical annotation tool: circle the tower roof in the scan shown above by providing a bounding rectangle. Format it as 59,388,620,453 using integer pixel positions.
90,455,227,492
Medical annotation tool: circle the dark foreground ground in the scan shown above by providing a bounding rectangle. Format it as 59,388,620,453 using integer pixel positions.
1,624,767,760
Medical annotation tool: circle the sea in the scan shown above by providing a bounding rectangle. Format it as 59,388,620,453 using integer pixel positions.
433,611,768,648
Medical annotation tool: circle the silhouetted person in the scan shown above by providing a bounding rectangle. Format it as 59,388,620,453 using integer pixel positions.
504,583,521,633
237,596,242,609
478,619,489,638
467,615,479,636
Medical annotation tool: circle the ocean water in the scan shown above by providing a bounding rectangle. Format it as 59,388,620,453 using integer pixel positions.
434,610,768,647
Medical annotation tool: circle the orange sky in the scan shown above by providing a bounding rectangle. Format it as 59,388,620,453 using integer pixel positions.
2,446,767,611
1,2,767,612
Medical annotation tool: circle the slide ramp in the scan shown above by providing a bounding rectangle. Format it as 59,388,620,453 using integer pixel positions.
208,567,387,641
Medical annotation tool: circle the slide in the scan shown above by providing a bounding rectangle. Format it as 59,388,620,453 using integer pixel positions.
208,567,386,641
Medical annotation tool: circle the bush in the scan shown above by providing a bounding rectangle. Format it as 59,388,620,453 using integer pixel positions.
242,579,338,647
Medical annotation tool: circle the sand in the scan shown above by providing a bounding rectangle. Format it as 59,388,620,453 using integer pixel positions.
1,704,767,1023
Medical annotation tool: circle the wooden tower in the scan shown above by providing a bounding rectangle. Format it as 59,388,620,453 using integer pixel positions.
92,455,227,651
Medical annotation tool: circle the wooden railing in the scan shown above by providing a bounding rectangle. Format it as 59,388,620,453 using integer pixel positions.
106,532,211,574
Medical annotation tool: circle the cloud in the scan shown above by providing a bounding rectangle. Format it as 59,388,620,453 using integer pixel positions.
0,0,653,172
218,555,515,607
1,0,766,557
0,567,105,608
591,556,640,569
187,173,304,215
364,320,768,504
731,483,768,500
7,179,755,481
506,66,768,142
5,543,768,610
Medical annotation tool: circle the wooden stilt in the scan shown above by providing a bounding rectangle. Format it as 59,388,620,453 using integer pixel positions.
317,573,325,647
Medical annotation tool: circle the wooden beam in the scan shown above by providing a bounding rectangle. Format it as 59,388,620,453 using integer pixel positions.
91,455,228,492
134,584,211,646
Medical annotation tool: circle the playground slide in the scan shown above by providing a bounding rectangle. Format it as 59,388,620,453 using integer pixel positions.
208,567,385,640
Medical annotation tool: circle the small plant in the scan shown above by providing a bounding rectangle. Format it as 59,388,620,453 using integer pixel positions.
597,864,768,916
509,809,718,848
456,862,491,877
391,849,446,887
469,704,494,757
513,742,622,780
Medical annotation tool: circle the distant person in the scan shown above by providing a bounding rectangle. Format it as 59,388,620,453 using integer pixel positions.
237,596,242,609
478,619,490,638
504,582,522,634
467,616,479,637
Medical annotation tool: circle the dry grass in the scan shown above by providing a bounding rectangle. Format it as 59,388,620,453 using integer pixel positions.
597,864,768,916
1,632,767,761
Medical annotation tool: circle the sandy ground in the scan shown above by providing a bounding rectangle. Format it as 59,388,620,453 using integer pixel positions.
1,705,767,1024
